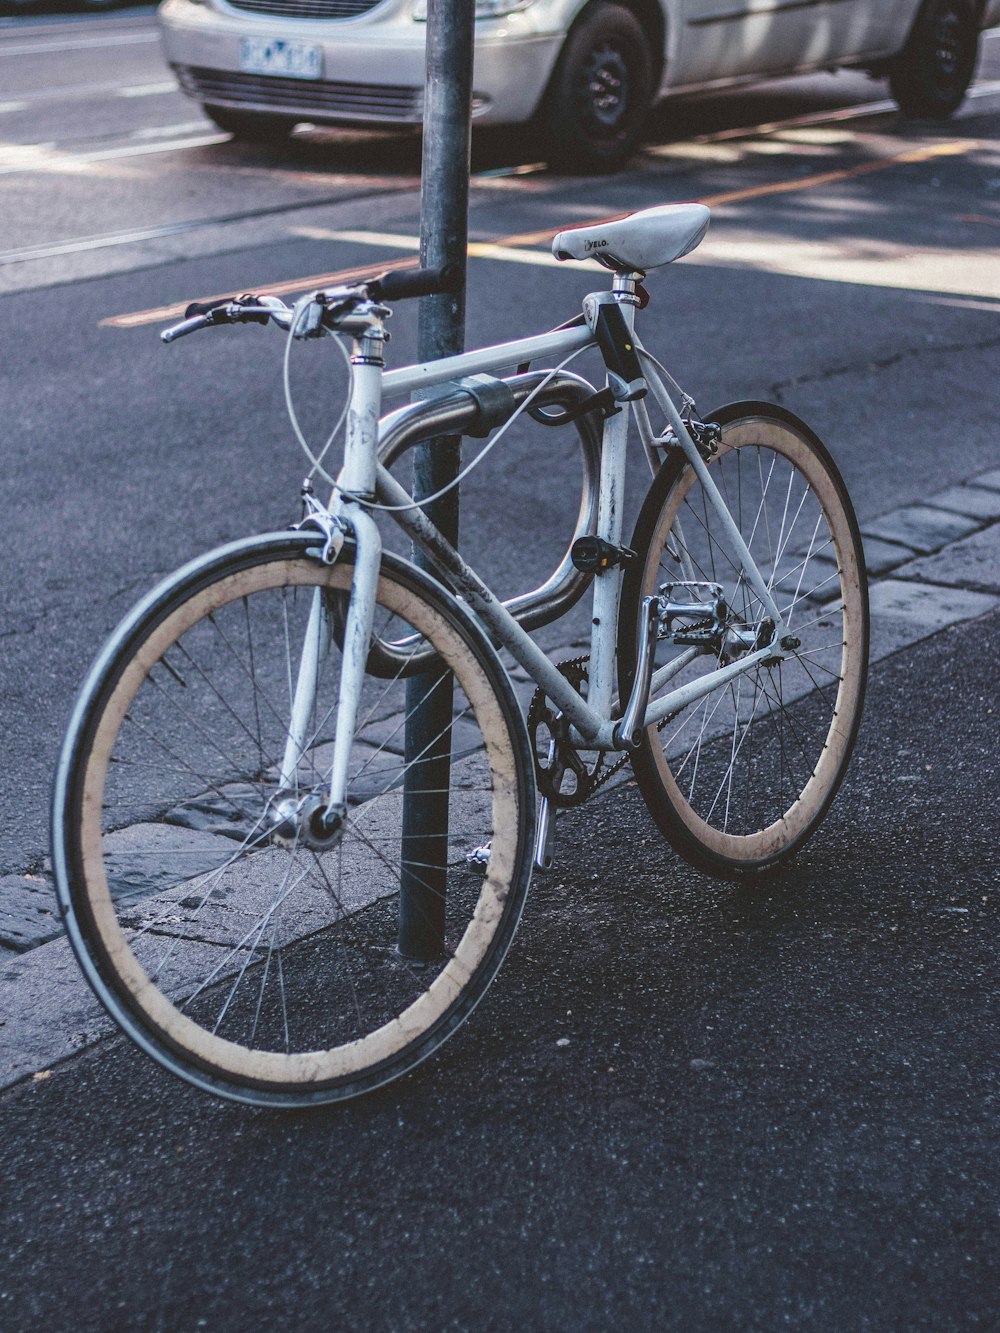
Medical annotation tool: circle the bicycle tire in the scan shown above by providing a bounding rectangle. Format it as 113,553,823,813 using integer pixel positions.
52,532,535,1107
618,402,868,879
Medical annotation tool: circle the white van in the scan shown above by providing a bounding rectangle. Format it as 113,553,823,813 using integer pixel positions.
158,0,1000,170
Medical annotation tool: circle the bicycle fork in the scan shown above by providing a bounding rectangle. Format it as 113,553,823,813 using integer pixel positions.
270,506,382,847
272,312,386,846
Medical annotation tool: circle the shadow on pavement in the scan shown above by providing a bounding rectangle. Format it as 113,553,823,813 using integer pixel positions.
2,607,997,1329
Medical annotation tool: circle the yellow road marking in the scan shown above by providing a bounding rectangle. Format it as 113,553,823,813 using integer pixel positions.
101,138,979,329
698,138,976,207
103,256,423,328
291,227,563,266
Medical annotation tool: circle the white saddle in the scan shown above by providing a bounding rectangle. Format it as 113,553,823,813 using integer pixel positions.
551,203,710,274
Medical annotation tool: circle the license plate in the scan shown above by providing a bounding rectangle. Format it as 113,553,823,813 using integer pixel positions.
239,38,323,81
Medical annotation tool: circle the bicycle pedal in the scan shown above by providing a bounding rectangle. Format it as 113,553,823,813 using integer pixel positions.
671,627,721,648
657,579,723,607
655,582,724,634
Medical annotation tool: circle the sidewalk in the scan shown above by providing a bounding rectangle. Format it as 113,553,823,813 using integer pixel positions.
3,466,1000,1087
1,596,997,1329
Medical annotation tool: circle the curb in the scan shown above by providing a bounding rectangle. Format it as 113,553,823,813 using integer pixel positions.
2,467,999,1089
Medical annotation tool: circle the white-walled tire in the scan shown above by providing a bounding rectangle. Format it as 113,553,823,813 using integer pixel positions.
52,533,535,1107
618,404,869,880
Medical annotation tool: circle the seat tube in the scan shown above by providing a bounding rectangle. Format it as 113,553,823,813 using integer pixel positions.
587,304,635,729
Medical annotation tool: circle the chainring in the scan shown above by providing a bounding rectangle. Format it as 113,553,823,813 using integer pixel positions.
528,659,606,808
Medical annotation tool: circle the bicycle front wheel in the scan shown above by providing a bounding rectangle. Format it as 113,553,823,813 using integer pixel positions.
618,402,868,879
53,533,535,1107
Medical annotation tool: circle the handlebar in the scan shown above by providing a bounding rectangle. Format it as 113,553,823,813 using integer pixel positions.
161,263,462,343
161,312,214,343
367,262,461,303
161,293,291,343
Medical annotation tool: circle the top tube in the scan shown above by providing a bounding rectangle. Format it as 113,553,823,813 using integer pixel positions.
381,324,595,399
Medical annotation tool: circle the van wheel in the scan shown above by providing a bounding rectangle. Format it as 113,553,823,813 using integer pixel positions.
540,2,654,173
888,0,979,117
203,105,296,141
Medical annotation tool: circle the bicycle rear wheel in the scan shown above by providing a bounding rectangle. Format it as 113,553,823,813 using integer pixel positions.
618,402,868,879
53,533,535,1106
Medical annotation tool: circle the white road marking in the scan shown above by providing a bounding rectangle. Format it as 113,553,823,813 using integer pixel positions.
0,132,227,175
0,220,214,266
0,79,177,108
287,225,1000,301
289,227,565,269
118,82,180,99
0,32,157,56
129,120,213,140
290,228,421,251
686,238,1000,303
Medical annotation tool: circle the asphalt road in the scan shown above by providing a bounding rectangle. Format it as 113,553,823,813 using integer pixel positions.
0,11,999,1327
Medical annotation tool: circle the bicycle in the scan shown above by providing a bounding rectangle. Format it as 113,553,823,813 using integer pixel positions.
51,203,869,1108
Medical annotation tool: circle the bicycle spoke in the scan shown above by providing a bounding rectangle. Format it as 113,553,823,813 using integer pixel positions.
626,411,866,870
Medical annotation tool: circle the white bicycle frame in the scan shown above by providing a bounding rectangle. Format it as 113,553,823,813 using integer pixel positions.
294,277,790,818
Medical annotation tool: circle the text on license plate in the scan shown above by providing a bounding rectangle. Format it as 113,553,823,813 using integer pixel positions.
239,38,323,81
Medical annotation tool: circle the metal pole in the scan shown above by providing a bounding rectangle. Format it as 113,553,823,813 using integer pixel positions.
398,0,474,961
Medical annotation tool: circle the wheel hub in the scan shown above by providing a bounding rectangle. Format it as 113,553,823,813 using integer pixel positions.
583,46,629,127
933,12,962,76
266,791,346,851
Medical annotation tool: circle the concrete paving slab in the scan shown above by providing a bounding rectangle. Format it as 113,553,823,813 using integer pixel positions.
924,486,1000,521
102,822,252,902
0,874,62,951
894,523,1000,595
860,535,915,577
0,930,238,1090
863,505,982,555
807,534,911,578
868,579,999,662
0,936,114,1088
0,747,496,1086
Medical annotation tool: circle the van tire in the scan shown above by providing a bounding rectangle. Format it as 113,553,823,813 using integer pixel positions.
888,0,980,117
540,3,654,173
203,105,296,141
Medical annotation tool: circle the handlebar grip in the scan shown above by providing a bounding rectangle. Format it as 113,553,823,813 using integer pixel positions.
367,263,462,303
184,297,232,320
184,294,271,324
161,314,210,344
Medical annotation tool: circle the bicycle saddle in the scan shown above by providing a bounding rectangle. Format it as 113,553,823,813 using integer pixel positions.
551,203,710,274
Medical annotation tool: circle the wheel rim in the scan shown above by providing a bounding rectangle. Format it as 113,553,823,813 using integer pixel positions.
922,1,970,93
931,8,965,82
638,418,866,863
65,552,527,1096
577,41,632,134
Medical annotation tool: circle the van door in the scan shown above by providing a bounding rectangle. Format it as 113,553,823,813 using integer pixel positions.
672,1,916,88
